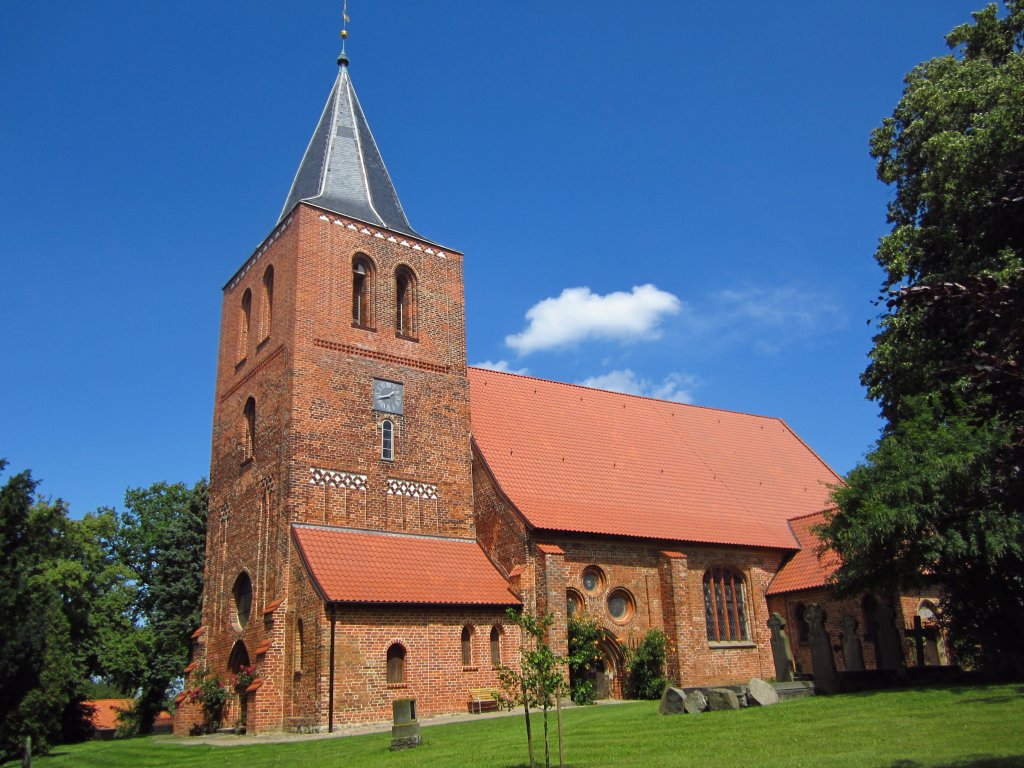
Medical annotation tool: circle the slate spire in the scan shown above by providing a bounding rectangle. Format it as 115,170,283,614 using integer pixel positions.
278,56,420,238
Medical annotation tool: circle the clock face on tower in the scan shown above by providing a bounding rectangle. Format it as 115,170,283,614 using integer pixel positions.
372,379,404,414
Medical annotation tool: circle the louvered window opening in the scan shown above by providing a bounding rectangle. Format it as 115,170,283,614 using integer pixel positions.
703,568,749,642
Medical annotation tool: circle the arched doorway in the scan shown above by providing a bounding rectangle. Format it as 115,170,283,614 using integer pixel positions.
588,632,626,699
917,601,948,666
228,640,250,673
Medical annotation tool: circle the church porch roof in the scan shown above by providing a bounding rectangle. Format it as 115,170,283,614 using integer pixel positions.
292,524,520,606
765,510,841,595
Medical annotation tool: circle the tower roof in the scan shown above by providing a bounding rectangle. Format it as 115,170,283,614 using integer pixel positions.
278,59,420,238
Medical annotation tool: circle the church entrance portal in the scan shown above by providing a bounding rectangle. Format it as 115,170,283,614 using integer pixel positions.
587,634,625,699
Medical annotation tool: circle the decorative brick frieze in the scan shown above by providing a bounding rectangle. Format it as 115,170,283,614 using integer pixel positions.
308,467,368,491
387,478,439,500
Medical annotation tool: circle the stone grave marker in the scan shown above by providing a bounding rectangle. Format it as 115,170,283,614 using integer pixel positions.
840,614,865,672
805,603,838,694
746,677,780,706
767,612,795,682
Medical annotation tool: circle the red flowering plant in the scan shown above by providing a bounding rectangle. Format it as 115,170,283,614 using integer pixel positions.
232,665,259,694
185,667,231,734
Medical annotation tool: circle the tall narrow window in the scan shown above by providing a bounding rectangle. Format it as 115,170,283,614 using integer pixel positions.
386,643,406,684
395,266,417,337
381,418,395,461
261,266,274,341
461,626,474,667
489,626,501,667
238,289,252,362
242,397,256,461
353,256,373,327
232,572,253,630
703,568,749,642
294,619,304,673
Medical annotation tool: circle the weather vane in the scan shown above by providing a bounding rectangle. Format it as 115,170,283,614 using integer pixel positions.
340,0,350,55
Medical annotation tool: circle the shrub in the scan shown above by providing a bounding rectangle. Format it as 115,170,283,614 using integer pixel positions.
624,629,668,700
567,613,601,705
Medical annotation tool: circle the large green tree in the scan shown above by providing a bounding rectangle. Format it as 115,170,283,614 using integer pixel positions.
822,2,1024,674
110,480,208,732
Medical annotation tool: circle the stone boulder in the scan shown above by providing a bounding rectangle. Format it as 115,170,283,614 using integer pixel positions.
659,687,687,715
683,689,708,714
746,677,780,706
704,688,741,711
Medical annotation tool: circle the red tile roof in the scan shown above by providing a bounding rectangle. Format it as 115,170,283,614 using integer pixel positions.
766,511,841,595
263,597,284,615
254,641,272,655
88,699,132,731
536,543,564,555
469,368,841,549
292,524,521,606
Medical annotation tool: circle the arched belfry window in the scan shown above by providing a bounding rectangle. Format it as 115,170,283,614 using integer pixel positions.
261,266,274,341
703,567,749,642
395,266,417,338
242,397,256,461
381,418,395,461
238,289,252,362
353,255,374,328
386,643,406,684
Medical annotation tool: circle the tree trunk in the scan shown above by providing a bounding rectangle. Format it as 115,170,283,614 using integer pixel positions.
521,676,535,768
556,690,564,768
543,703,550,768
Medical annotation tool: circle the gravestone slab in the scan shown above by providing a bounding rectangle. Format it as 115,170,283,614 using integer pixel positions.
806,603,838,694
840,615,866,672
767,612,795,682
746,677,780,706
683,689,708,714
704,688,741,711
659,687,687,715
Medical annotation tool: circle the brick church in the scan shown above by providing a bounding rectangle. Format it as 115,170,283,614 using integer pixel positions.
174,47,945,735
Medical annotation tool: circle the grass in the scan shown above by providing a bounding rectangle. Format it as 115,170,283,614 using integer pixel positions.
31,683,1024,768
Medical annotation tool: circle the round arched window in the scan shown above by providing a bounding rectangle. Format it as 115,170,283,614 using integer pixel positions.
233,572,253,629
581,566,605,594
607,588,635,623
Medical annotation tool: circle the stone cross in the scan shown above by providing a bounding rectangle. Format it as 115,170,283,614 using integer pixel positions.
840,614,865,672
805,603,838,694
767,612,795,682
903,615,938,667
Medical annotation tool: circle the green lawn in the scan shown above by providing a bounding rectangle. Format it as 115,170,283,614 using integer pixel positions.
32,684,1024,768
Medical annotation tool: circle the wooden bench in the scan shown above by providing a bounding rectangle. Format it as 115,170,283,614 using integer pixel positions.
467,687,500,714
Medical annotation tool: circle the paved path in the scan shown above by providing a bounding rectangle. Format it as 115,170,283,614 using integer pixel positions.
173,699,632,748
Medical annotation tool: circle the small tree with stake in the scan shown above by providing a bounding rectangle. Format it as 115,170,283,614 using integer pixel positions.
497,608,567,768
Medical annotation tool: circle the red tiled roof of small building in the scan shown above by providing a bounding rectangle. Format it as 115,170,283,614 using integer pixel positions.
292,524,521,606
468,368,842,549
766,510,842,595
88,699,132,731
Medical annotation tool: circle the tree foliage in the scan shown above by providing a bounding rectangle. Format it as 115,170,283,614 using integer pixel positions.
823,2,1024,675
0,463,208,756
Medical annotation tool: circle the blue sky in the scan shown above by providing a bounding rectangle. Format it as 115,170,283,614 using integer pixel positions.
0,1,981,515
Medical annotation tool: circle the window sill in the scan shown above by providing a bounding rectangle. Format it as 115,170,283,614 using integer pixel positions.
387,683,409,690
708,641,756,649
352,323,377,333
235,357,248,370
396,333,418,343
240,457,254,471
462,666,478,672
257,335,271,350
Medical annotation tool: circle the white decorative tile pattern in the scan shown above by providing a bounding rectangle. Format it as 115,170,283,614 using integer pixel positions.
386,478,439,500
308,467,367,490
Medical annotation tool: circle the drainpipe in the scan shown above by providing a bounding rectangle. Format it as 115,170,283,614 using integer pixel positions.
329,604,336,733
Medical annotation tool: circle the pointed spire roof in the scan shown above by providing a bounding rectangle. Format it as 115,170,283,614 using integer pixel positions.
279,57,420,238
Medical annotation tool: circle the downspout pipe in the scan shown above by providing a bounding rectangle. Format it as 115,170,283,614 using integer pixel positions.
329,604,336,733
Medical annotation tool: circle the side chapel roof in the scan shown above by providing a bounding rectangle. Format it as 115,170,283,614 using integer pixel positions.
292,524,520,606
765,510,841,595
468,367,842,550
278,57,420,238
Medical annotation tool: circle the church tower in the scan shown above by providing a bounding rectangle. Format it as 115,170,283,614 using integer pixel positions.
177,48,518,734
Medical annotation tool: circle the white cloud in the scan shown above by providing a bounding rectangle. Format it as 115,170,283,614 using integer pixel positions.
472,359,530,375
712,287,844,343
577,369,698,404
505,285,681,356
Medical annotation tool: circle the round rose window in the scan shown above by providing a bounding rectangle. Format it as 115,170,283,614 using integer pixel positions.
607,589,634,622
581,566,605,594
